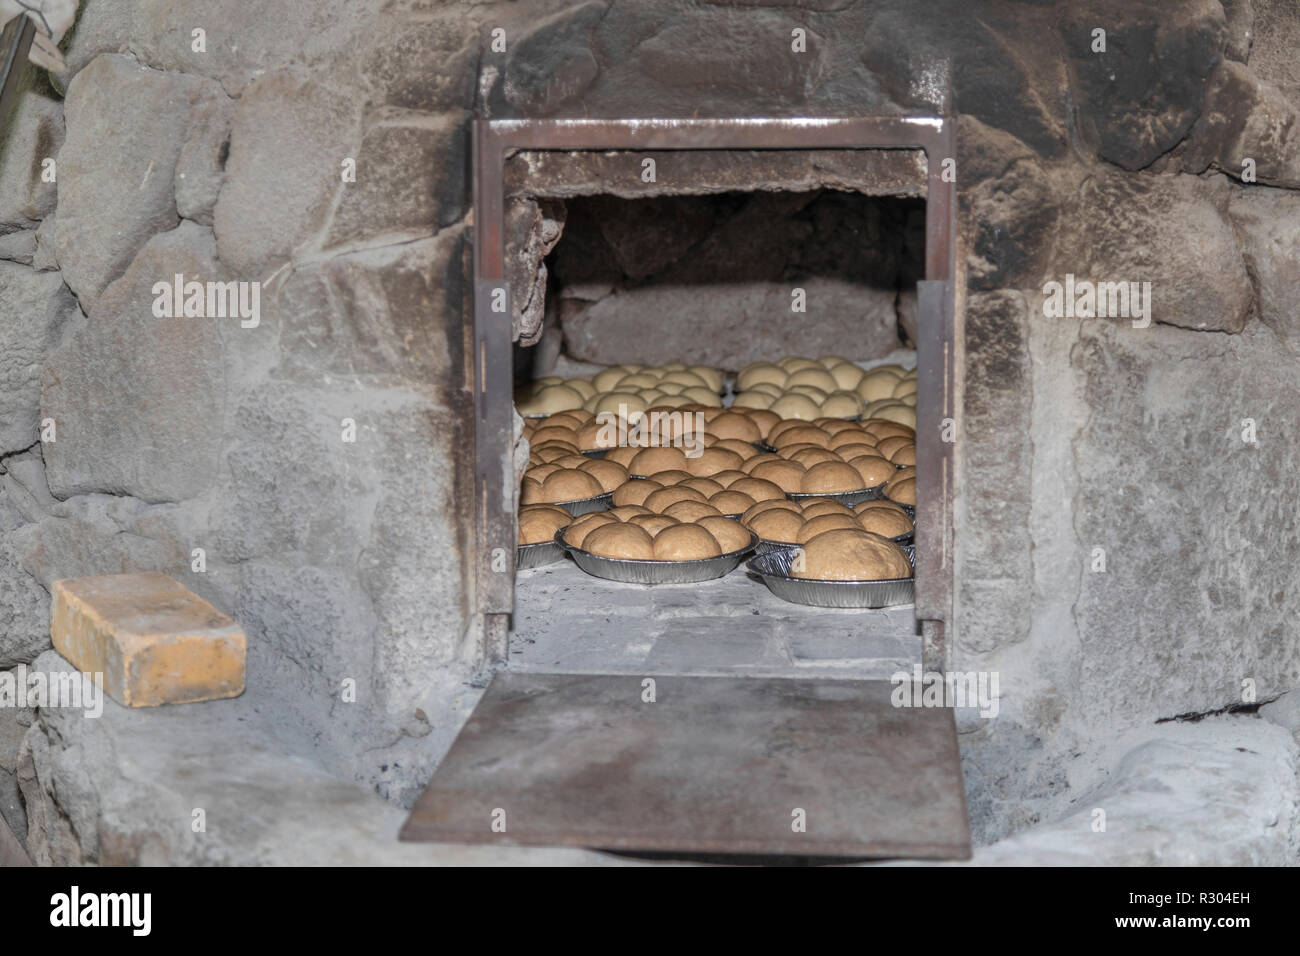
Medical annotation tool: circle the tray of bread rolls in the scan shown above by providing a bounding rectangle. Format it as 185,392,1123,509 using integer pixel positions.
747,540,915,609
555,526,758,585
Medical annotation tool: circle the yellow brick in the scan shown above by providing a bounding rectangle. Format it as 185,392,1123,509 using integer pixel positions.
50,573,246,708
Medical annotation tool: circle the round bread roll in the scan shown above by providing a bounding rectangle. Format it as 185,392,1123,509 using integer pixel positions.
651,393,692,409
531,442,581,462
788,384,829,403
518,505,572,545
646,469,692,486
688,366,723,393
763,419,801,444
846,454,896,488
593,367,630,392
576,419,618,451
564,511,617,547
821,391,864,419
769,393,822,421
685,447,744,477
654,382,685,396
872,403,917,428
749,384,785,401
889,466,917,487
680,477,724,498
659,369,708,390
709,437,760,461
773,424,830,449
779,356,819,372
832,442,879,462
742,498,800,523
629,446,688,476
799,461,865,494
611,478,662,507
519,476,543,505
861,419,915,441
662,499,723,523
749,509,805,544
709,490,757,516
797,513,862,543
628,514,680,536
741,452,781,474
829,362,866,391
526,463,561,483
562,407,595,423
578,458,630,493
819,419,864,436
544,411,588,431
854,498,909,517
737,362,787,391
706,411,762,443
565,381,596,402
618,373,660,391
786,367,838,393
697,516,752,554
531,384,585,414
750,459,806,493
731,390,774,410
742,408,781,440
875,435,913,460
552,454,591,470
595,392,649,423
800,500,854,519
651,523,721,561
886,476,917,505
856,369,904,403
858,508,913,538
643,486,707,513
541,468,604,503
709,469,749,488
531,425,579,447
728,477,786,503
608,504,651,521
584,522,655,560
793,529,912,581
890,444,916,467
681,386,722,407
892,377,918,398
604,445,640,468
790,447,841,468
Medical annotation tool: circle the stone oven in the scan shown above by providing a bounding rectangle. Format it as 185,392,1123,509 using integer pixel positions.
1,0,1298,865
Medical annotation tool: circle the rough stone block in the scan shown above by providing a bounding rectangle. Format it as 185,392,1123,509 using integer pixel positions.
1229,186,1300,340
50,573,246,707
0,65,63,228
0,263,72,455
1184,61,1300,188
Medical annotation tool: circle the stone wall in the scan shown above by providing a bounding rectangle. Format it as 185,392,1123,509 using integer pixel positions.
1,0,1299,857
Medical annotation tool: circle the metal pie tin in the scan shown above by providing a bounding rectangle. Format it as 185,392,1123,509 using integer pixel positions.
785,482,886,507
580,448,609,459
554,492,614,516
516,540,565,570
555,528,758,585
754,528,912,556
746,547,915,609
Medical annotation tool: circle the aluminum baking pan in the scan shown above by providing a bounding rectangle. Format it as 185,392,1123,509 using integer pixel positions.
753,530,912,556
555,528,757,585
516,540,566,570
746,547,914,609
785,482,886,507
554,492,614,516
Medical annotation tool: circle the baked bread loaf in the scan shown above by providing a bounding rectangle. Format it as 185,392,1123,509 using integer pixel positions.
583,522,655,560
793,529,912,581
518,505,572,545
652,524,722,560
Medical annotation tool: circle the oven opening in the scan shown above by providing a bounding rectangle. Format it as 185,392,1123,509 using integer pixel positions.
510,188,927,679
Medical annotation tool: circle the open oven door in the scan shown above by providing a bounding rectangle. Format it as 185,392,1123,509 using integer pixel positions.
400,671,970,860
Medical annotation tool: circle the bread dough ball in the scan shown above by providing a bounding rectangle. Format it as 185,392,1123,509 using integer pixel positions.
526,463,561,484
643,486,707,513
854,498,909,517
856,369,902,403
608,504,652,521
788,384,829,403
875,435,913,460
577,458,630,493
728,477,786,503
529,384,585,414
595,392,649,423
688,365,724,393
630,446,688,475
829,362,866,391
603,445,640,468
769,393,822,421
593,367,629,392
584,522,655,559
519,476,543,505
628,514,680,536
872,403,917,428
617,373,660,391
862,419,915,440
797,513,862,543
660,370,708,390
706,411,762,443
662,499,723,523
730,390,774,410
845,454,896,488
749,509,805,544
696,516,751,553
858,508,913,538
709,490,757,515
681,476,724,498
741,452,781,474
518,505,572,545
740,408,780,440
541,469,605,502
794,528,912,581
800,500,854,519
890,444,915,466
750,459,806,493
886,476,917,505
790,448,841,469
685,447,744,477
646,469,692,486
575,419,617,451
709,469,749,488
742,498,800,524
682,386,722,407
800,461,866,494
786,367,838,394
612,478,662,507
778,356,819,373
564,511,619,547
821,391,864,419
892,378,918,399
773,424,830,449
652,523,722,561
737,362,787,391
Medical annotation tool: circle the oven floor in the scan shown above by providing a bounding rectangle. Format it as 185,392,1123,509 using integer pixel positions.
510,559,919,679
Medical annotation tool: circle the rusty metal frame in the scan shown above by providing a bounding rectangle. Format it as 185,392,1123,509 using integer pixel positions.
472,117,958,671
0,15,36,130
